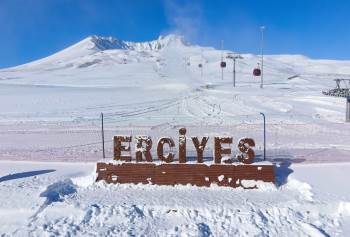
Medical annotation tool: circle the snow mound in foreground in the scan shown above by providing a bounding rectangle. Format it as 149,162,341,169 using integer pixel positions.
1,161,349,236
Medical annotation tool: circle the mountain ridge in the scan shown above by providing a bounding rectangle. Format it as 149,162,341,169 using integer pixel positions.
3,33,350,74
85,34,190,51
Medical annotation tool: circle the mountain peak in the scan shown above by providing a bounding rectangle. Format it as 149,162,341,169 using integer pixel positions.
88,35,130,50
81,34,190,52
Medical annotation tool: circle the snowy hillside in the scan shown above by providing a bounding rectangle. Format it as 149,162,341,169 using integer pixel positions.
0,34,349,126
0,34,349,162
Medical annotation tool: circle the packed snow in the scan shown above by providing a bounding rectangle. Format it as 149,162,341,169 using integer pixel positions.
0,160,350,236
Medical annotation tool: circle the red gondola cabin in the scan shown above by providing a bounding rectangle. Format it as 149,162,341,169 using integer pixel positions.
253,68,261,76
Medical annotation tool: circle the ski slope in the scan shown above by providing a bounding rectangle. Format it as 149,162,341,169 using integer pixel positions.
0,34,349,162
0,34,349,125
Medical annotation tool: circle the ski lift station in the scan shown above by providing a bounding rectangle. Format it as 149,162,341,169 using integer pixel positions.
322,78,350,122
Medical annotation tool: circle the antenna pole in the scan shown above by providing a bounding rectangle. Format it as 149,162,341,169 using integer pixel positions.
101,112,105,159
233,57,236,87
346,97,350,122
221,40,224,80
260,26,265,89
260,112,266,160
201,49,203,80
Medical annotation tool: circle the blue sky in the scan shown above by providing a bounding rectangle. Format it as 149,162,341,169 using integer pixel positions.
1,0,350,68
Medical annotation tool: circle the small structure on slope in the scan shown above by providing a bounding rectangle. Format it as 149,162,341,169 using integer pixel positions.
322,79,350,97
322,79,350,122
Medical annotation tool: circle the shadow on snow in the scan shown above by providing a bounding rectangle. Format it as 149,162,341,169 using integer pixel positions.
0,169,56,183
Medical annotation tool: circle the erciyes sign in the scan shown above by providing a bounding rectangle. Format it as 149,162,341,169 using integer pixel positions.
98,128,274,187
113,128,256,164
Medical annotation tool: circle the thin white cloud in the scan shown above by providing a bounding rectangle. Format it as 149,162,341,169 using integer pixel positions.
163,0,203,42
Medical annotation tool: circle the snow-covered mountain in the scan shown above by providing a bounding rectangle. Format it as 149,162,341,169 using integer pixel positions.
1,33,350,160
2,33,350,82
5,34,190,70
0,33,350,126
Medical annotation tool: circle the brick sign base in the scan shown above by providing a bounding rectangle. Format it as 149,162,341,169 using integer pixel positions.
96,162,275,189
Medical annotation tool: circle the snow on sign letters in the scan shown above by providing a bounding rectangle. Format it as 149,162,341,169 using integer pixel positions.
96,128,275,188
114,128,256,164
